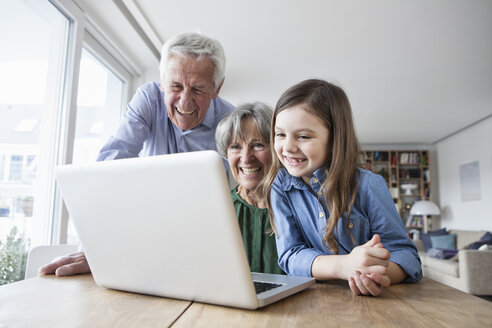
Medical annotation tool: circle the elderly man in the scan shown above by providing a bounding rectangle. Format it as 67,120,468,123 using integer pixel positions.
39,32,234,276
99,32,232,160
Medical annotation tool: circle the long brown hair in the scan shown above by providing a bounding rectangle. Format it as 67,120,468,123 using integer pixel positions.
264,79,361,254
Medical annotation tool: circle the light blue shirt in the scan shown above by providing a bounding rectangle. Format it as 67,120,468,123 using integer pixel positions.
270,167,422,282
97,82,234,160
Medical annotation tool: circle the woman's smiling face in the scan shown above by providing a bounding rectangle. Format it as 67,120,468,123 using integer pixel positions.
227,118,272,192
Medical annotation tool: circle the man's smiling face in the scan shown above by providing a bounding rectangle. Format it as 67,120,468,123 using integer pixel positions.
162,55,220,130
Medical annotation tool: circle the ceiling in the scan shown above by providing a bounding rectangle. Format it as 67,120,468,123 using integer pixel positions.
74,0,492,145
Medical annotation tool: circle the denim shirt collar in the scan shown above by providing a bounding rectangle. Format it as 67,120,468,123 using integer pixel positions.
279,166,327,193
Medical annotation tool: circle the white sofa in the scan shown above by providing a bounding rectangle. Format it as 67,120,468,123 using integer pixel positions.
414,229,492,295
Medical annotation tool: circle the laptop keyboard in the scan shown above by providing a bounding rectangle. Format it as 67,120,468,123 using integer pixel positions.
254,281,282,294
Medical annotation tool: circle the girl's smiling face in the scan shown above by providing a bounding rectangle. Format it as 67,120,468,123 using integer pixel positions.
274,105,330,185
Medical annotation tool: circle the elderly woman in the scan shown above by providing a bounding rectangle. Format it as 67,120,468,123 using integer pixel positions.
215,102,283,274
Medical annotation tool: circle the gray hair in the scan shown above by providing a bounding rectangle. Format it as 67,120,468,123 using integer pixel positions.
159,32,226,92
215,102,273,159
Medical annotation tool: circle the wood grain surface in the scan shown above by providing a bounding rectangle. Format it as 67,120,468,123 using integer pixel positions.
1,274,491,327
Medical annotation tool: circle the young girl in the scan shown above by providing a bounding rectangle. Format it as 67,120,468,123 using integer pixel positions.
265,79,422,296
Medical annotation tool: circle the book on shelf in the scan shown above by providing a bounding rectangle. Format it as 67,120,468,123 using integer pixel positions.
400,153,408,164
406,215,423,228
421,153,428,166
373,151,388,162
400,152,421,164
423,169,430,182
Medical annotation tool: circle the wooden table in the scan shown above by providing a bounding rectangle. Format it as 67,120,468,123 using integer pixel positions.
1,274,491,327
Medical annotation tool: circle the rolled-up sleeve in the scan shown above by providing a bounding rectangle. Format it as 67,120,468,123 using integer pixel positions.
363,174,422,282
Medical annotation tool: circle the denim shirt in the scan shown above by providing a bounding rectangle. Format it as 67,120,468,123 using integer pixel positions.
97,82,234,161
270,167,422,282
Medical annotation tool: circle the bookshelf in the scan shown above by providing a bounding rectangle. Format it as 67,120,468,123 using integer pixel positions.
360,150,431,230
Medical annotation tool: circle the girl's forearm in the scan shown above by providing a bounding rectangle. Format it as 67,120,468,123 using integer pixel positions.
386,261,407,284
311,254,347,280
311,255,405,283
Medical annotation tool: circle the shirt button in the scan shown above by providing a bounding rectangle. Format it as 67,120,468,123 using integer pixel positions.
317,190,323,196
313,178,319,183
319,212,324,218
348,222,354,229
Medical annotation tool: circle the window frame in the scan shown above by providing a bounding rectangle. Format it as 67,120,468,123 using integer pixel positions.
48,0,141,244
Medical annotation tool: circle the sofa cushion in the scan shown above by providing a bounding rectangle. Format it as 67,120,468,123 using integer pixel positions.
479,244,492,251
427,248,458,259
423,255,459,277
467,231,492,250
431,234,457,250
450,229,489,249
420,228,447,252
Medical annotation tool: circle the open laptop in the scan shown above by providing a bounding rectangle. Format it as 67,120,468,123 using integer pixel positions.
54,150,314,309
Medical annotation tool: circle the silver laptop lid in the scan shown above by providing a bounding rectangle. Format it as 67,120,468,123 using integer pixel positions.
55,150,259,308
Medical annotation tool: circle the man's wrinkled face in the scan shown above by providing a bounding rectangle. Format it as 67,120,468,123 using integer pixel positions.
162,55,220,130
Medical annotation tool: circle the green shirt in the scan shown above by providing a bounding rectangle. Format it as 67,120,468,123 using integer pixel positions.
231,189,285,274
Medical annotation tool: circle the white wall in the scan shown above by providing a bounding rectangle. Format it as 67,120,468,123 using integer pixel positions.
144,67,160,84
436,115,492,231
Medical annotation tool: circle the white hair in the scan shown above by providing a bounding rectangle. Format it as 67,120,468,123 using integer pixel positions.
215,102,273,159
159,32,226,92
